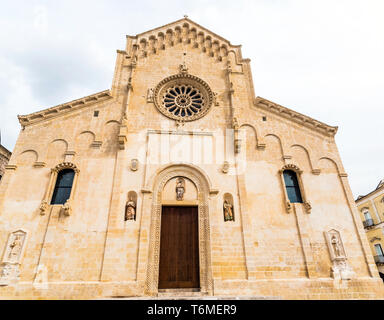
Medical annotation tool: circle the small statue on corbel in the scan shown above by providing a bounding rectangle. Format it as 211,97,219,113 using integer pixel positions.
121,111,128,127
61,199,72,216
179,62,188,74
147,88,154,103
213,92,219,106
39,200,48,216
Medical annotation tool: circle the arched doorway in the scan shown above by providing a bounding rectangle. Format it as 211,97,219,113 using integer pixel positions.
145,165,213,295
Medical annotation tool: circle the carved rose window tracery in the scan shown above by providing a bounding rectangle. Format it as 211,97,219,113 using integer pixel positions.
163,85,204,118
154,73,213,121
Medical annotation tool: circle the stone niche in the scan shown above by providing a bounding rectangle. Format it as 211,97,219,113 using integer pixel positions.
324,229,354,280
0,230,27,286
162,176,197,203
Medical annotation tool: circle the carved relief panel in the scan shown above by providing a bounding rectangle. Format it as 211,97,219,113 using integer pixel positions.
2,230,27,264
324,229,354,280
0,230,27,285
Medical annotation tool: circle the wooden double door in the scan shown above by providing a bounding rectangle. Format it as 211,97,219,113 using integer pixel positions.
158,206,200,289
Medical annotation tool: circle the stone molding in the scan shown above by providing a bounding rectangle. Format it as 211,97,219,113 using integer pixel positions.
18,90,113,127
145,165,213,295
255,97,338,137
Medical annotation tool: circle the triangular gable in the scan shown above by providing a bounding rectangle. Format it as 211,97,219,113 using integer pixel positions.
123,16,243,64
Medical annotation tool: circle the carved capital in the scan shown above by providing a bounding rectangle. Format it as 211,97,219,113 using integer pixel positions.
61,199,72,216
303,201,312,214
39,200,48,216
285,201,293,214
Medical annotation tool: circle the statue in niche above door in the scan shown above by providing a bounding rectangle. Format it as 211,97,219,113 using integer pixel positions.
176,178,185,201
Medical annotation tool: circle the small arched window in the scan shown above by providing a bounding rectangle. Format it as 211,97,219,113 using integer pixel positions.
283,170,303,203
363,210,372,221
50,169,75,205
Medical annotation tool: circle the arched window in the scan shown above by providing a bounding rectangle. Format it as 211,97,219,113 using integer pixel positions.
363,210,372,221
50,169,75,205
283,170,303,203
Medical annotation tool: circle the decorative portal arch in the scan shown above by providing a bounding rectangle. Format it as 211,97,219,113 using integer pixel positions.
145,164,213,295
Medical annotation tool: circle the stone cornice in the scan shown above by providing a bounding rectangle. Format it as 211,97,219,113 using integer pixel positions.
254,97,338,137
18,90,113,128
0,145,11,158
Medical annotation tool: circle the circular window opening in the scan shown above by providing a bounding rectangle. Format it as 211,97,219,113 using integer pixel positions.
153,73,213,121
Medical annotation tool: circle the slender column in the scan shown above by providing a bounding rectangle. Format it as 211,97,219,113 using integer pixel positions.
293,204,317,278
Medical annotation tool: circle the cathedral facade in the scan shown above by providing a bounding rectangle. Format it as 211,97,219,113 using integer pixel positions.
0,18,383,299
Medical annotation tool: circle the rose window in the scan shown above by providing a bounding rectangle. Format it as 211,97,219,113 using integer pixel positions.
162,85,204,118
153,73,213,121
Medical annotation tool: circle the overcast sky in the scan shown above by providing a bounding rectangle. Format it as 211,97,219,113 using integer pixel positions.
0,0,383,198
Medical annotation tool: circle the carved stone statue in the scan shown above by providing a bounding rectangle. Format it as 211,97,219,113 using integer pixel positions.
179,62,188,74
176,178,185,201
8,235,23,262
331,235,342,258
325,230,353,280
147,88,154,102
223,200,234,221
125,197,136,221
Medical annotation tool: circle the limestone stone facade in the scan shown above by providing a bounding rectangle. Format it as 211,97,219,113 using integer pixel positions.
0,144,11,183
0,17,383,299
356,180,384,275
